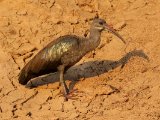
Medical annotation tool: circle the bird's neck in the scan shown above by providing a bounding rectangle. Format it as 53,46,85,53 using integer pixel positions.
87,28,101,50
77,28,102,57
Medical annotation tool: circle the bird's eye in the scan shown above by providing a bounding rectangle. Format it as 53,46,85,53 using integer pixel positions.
99,21,103,25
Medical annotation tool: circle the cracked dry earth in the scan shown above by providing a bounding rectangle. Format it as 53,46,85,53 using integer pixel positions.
0,0,160,120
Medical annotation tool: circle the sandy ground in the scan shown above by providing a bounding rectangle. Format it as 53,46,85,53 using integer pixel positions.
0,0,160,119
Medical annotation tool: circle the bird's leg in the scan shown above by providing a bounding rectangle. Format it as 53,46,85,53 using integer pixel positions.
58,65,69,101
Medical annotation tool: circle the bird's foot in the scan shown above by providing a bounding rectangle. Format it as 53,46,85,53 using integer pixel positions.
59,88,83,101
64,89,79,101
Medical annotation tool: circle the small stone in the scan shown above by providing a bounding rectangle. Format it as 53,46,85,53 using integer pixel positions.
15,58,24,69
0,18,10,27
114,21,126,30
63,101,75,110
78,107,88,114
68,112,79,119
9,28,17,35
141,67,148,73
126,103,134,110
94,84,115,95
69,18,79,24
23,52,34,63
50,17,62,24
0,84,3,89
52,116,60,120
17,43,36,55
26,112,32,117
52,98,63,111
64,16,79,24
16,10,28,16
47,0,55,8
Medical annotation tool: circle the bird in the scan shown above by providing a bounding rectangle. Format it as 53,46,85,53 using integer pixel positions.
18,18,126,101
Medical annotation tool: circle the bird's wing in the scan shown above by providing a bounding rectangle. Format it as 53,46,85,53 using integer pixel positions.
29,35,80,72
18,35,81,84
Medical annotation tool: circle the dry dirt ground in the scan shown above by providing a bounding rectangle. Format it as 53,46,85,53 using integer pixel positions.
0,0,160,120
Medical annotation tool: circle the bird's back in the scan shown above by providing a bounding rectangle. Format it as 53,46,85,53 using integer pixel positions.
18,35,81,85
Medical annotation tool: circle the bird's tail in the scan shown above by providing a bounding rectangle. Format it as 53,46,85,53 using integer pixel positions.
18,66,34,85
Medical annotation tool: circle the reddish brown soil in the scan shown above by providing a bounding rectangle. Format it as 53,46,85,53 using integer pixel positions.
0,0,160,119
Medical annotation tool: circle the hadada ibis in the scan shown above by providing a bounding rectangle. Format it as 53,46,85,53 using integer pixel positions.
18,18,125,101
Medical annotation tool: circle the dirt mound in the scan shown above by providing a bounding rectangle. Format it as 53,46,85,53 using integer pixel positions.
0,0,160,119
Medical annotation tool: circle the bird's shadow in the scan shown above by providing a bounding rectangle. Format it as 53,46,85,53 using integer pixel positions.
26,49,149,90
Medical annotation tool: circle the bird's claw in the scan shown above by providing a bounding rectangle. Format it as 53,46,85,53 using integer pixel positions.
59,88,84,101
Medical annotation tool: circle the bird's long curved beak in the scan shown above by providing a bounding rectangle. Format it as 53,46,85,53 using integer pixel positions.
104,24,126,44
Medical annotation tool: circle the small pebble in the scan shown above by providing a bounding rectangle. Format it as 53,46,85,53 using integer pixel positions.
16,10,28,16
114,21,126,30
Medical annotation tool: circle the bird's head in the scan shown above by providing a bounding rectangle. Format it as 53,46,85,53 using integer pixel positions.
91,18,126,44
